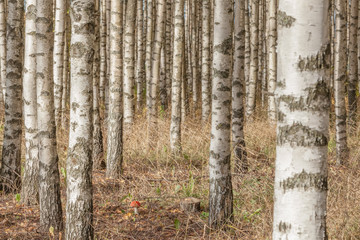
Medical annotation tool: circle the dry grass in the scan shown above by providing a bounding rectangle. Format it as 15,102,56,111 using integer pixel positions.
0,109,360,239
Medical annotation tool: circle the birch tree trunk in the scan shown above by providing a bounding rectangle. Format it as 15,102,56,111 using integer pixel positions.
273,1,330,238
21,0,38,205
347,0,357,128
36,0,63,230
244,0,250,100
232,0,248,173
191,0,199,113
136,0,144,111
267,0,277,122
208,0,234,228
246,0,259,119
123,0,136,128
165,1,172,107
0,0,23,192
170,0,184,154
93,0,105,169
0,0,5,104
201,0,211,122
99,0,107,106
148,0,165,136
53,0,66,128
66,0,95,237
145,0,153,111
334,0,349,165
106,0,123,179
61,27,69,129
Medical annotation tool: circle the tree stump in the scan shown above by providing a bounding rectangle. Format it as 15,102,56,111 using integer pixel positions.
180,197,201,212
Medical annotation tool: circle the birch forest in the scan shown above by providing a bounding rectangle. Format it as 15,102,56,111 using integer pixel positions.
1,0,360,239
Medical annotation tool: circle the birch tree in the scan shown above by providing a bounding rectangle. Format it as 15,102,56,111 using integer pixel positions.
106,0,123,179
136,0,144,111
267,0,277,122
53,0,66,128
246,0,259,118
201,0,211,121
0,0,5,103
145,0,153,110
99,0,107,105
334,0,348,164
66,0,95,237
21,0,38,205
273,0,330,238
123,0,136,128
36,0,63,230
208,0,234,227
0,0,23,192
348,0,358,127
170,0,184,154
232,0,247,173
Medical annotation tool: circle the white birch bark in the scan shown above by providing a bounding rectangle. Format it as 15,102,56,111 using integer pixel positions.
21,0,38,205
65,0,95,237
135,0,144,111
36,0,63,230
208,0,233,228
53,0,66,128
145,0,153,111
123,0,137,128
334,0,348,164
170,0,184,154
106,0,123,178
0,0,23,192
99,0,106,105
201,0,211,121
273,1,330,238
348,0,357,127
164,1,172,107
246,0,259,119
0,0,5,103
267,0,277,122
232,0,248,173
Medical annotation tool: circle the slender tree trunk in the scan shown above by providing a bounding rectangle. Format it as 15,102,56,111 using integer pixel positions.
244,0,250,102
0,0,5,104
99,0,107,107
267,0,277,122
165,1,172,107
145,0,153,111
348,0,358,128
65,0,95,238
37,0,63,231
191,0,199,113
0,0,23,192
334,0,349,165
246,0,259,119
232,0,248,173
273,0,330,238
53,0,66,128
160,46,167,109
123,0,137,128
258,0,264,106
21,0,38,205
136,0,144,111
170,0,184,154
201,0,211,122
106,0,123,179
148,0,165,140
61,27,69,129
93,0,105,169
208,0,234,228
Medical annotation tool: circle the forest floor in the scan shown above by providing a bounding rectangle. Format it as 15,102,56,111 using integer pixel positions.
0,112,360,239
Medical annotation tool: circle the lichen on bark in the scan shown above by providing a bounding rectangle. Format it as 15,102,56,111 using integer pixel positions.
277,10,295,28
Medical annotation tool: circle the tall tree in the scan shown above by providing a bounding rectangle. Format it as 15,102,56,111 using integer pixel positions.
267,0,277,122
37,0,63,230
93,0,105,169
170,0,184,154
0,0,5,103
66,0,95,237
334,0,348,164
145,0,153,111
106,0,123,178
53,0,66,128
348,0,358,128
123,0,137,128
191,0,199,113
201,0,211,121
21,0,38,205
273,0,330,238
232,0,248,173
99,0,107,107
135,0,144,111
208,0,234,227
0,0,23,192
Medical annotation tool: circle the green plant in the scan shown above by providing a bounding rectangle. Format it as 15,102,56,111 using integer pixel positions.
174,218,180,230
200,211,209,220
243,208,262,222
182,171,195,197
15,193,20,203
